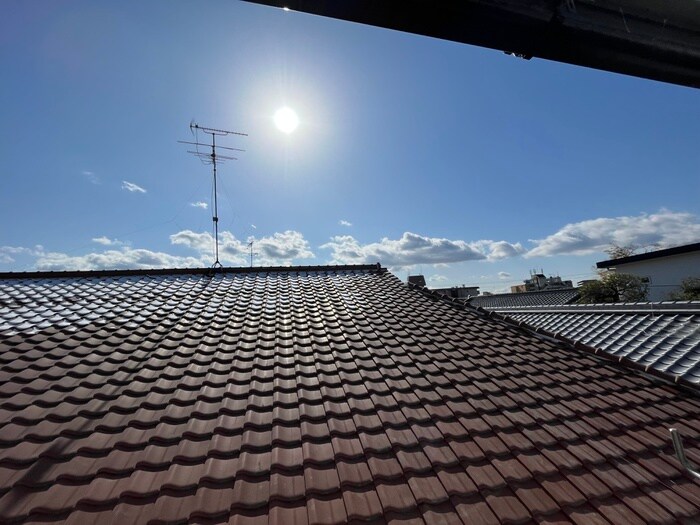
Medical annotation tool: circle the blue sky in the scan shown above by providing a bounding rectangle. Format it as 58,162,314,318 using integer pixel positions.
2,1,699,292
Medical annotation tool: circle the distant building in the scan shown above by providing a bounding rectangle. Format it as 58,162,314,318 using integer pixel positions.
510,271,573,293
596,241,700,301
432,285,480,299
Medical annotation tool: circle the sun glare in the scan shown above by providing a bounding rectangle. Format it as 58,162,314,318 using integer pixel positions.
274,107,299,134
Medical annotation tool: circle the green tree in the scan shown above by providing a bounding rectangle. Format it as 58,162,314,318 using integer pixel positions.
669,277,700,301
578,272,648,303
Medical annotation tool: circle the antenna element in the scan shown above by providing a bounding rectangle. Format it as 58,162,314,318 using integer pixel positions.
179,122,247,267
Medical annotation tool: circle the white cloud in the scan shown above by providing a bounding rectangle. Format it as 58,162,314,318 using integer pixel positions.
92,236,123,246
190,201,208,209
82,170,100,184
254,231,315,265
527,210,700,258
35,248,204,271
1,246,35,255
170,229,314,266
121,180,147,193
498,271,511,279
429,274,448,283
473,240,526,261
3,229,314,272
171,230,247,265
0,245,44,264
321,232,523,267
339,220,352,227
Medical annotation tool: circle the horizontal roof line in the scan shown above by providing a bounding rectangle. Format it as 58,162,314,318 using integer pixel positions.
492,301,700,314
597,242,700,267
0,263,384,280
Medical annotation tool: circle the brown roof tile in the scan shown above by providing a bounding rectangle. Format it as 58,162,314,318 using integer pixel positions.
1,265,700,523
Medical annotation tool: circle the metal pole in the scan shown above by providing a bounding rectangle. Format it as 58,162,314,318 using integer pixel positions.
212,133,220,267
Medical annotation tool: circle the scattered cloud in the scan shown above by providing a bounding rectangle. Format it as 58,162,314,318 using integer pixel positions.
251,224,257,230
339,220,352,227
92,236,123,246
36,248,203,271
321,232,523,268
527,210,700,258
190,201,208,209
498,271,511,279
0,245,44,264
429,274,448,283
170,229,314,266
82,170,100,184
121,180,146,193
476,240,526,261
255,231,315,265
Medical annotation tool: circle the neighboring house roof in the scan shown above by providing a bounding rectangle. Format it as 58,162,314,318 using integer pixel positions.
2,265,700,524
597,242,700,268
407,275,427,288
467,289,580,309
484,302,700,387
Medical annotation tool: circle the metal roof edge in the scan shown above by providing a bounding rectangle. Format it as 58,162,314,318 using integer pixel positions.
0,263,385,280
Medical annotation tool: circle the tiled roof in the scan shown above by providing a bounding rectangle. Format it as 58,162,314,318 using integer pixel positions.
468,289,580,309
2,266,700,524
492,302,700,386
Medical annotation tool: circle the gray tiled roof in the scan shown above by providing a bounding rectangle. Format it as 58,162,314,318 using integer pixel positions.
497,302,700,385
467,288,580,309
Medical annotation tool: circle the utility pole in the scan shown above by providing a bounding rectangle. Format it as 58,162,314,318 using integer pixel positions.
179,122,247,267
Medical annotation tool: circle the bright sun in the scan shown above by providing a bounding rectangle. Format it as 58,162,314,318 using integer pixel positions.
274,107,299,134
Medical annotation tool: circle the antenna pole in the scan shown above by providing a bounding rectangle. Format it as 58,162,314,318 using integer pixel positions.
180,122,247,268
248,240,258,268
211,133,220,266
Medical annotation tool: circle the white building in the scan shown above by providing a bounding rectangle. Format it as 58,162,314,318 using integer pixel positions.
596,242,700,301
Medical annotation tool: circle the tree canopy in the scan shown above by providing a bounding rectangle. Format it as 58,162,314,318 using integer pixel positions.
578,272,648,303
669,277,700,301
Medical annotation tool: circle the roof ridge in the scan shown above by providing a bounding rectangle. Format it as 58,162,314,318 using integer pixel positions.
493,301,700,314
0,263,385,280
470,288,580,299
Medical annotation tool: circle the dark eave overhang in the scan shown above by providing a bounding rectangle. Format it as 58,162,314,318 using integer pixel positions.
243,0,700,88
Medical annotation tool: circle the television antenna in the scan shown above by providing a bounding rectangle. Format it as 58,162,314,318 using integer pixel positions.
247,240,259,268
179,122,247,267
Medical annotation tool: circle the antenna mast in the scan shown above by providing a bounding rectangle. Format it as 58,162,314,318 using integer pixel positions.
247,240,258,268
179,122,247,267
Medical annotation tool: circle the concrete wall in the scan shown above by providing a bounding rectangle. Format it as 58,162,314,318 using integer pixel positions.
612,251,700,301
